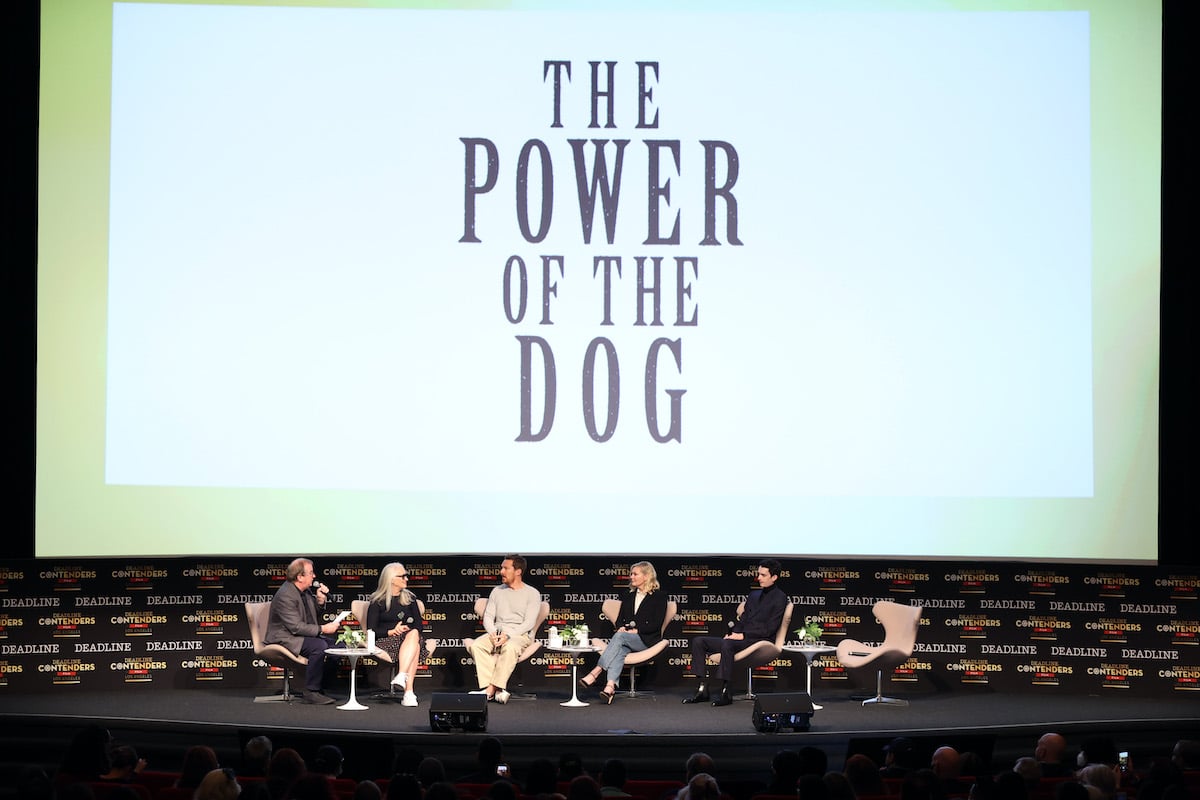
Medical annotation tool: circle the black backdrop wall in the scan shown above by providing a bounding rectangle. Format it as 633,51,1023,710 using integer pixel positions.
1,555,1196,697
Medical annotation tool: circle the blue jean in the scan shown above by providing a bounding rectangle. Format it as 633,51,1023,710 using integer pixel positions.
597,631,649,683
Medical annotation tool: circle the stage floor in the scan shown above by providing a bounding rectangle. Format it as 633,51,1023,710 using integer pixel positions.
3,685,1197,787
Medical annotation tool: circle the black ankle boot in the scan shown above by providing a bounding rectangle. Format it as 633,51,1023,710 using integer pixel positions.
682,682,709,704
711,686,732,706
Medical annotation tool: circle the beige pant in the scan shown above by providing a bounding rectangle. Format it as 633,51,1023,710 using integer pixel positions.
470,632,531,690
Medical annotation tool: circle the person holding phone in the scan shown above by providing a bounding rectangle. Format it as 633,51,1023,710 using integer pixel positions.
366,561,428,706
265,557,340,705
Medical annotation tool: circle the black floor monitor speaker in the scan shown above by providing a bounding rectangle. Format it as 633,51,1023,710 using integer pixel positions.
752,692,814,732
429,692,488,732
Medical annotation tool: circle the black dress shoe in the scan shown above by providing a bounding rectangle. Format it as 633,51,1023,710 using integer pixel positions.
711,688,732,706
682,684,709,704
303,690,336,705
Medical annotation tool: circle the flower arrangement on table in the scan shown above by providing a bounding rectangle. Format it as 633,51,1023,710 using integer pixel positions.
558,625,589,646
793,619,824,645
336,625,366,649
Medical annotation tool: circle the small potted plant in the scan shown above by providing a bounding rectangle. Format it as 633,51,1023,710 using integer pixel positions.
794,619,824,646
559,625,580,646
337,627,366,649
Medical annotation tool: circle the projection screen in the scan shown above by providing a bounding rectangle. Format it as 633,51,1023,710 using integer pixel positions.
35,0,1162,560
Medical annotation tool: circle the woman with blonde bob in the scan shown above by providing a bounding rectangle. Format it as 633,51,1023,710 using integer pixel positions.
365,562,427,706
578,561,668,703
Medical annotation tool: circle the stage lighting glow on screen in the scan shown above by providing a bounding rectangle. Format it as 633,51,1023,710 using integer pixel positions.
35,1,1162,561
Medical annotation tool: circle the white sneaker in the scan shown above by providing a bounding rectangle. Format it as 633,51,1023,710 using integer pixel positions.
468,688,491,695
493,689,510,704
402,691,418,707
391,671,407,689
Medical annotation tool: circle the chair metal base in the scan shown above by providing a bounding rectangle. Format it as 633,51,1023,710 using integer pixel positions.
860,668,908,706
254,672,301,703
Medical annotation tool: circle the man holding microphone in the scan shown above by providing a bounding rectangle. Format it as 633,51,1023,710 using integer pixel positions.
266,557,340,704
469,554,542,704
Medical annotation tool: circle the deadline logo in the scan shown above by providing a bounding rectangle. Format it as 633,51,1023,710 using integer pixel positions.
1157,575,1200,603
1019,614,1070,642
183,563,239,591
113,565,169,592
1015,570,1070,597
817,652,848,682
402,563,444,590
0,660,21,686
185,610,238,637
468,562,500,591
39,567,98,593
1019,659,1072,688
113,610,167,637
1085,572,1140,600
1089,662,1143,690
0,613,22,640
1088,617,1141,645
0,567,25,594
43,657,95,686
113,656,168,684
945,568,1000,596
186,654,237,682
806,611,860,639
805,566,860,593
1157,620,1200,648
40,612,97,639
667,565,721,591
531,650,578,679
946,657,1002,687
328,563,374,591
530,563,584,589
1160,665,1200,692
946,613,1000,641
675,607,725,636
876,569,930,595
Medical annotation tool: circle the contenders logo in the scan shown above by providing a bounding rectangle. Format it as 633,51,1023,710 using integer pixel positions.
944,613,1000,640
183,610,239,636
944,568,1000,595
805,567,860,592
113,610,168,637
667,565,722,590
0,660,20,686
805,610,859,639
891,656,930,684
39,612,97,639
183,563,239,590
529,563,584,588
184,654,238,682
946,657,1003,686
1017,615,1071,642
253,564,290,590
0,613,22,639
464,562,501,590
1157,620,1200,648
112,656,168,684
38,567,98,593
401,563,444,590
0,567,25,593
1088,662,1143,690
876,569,929,595
1018,659,1072,687
1159,665,1200,692
531,650,581,678
1087,618,1141,645
40,657,96,686
1015,570,1070,597
327,563,377,591
599,562,633,589
675,607,726,635
1085,572,1140,599
111,566,168,592
1156,575,1200,602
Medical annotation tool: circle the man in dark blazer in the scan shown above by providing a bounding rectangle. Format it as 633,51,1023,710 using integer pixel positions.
266,557,341,704
683,558,788,706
